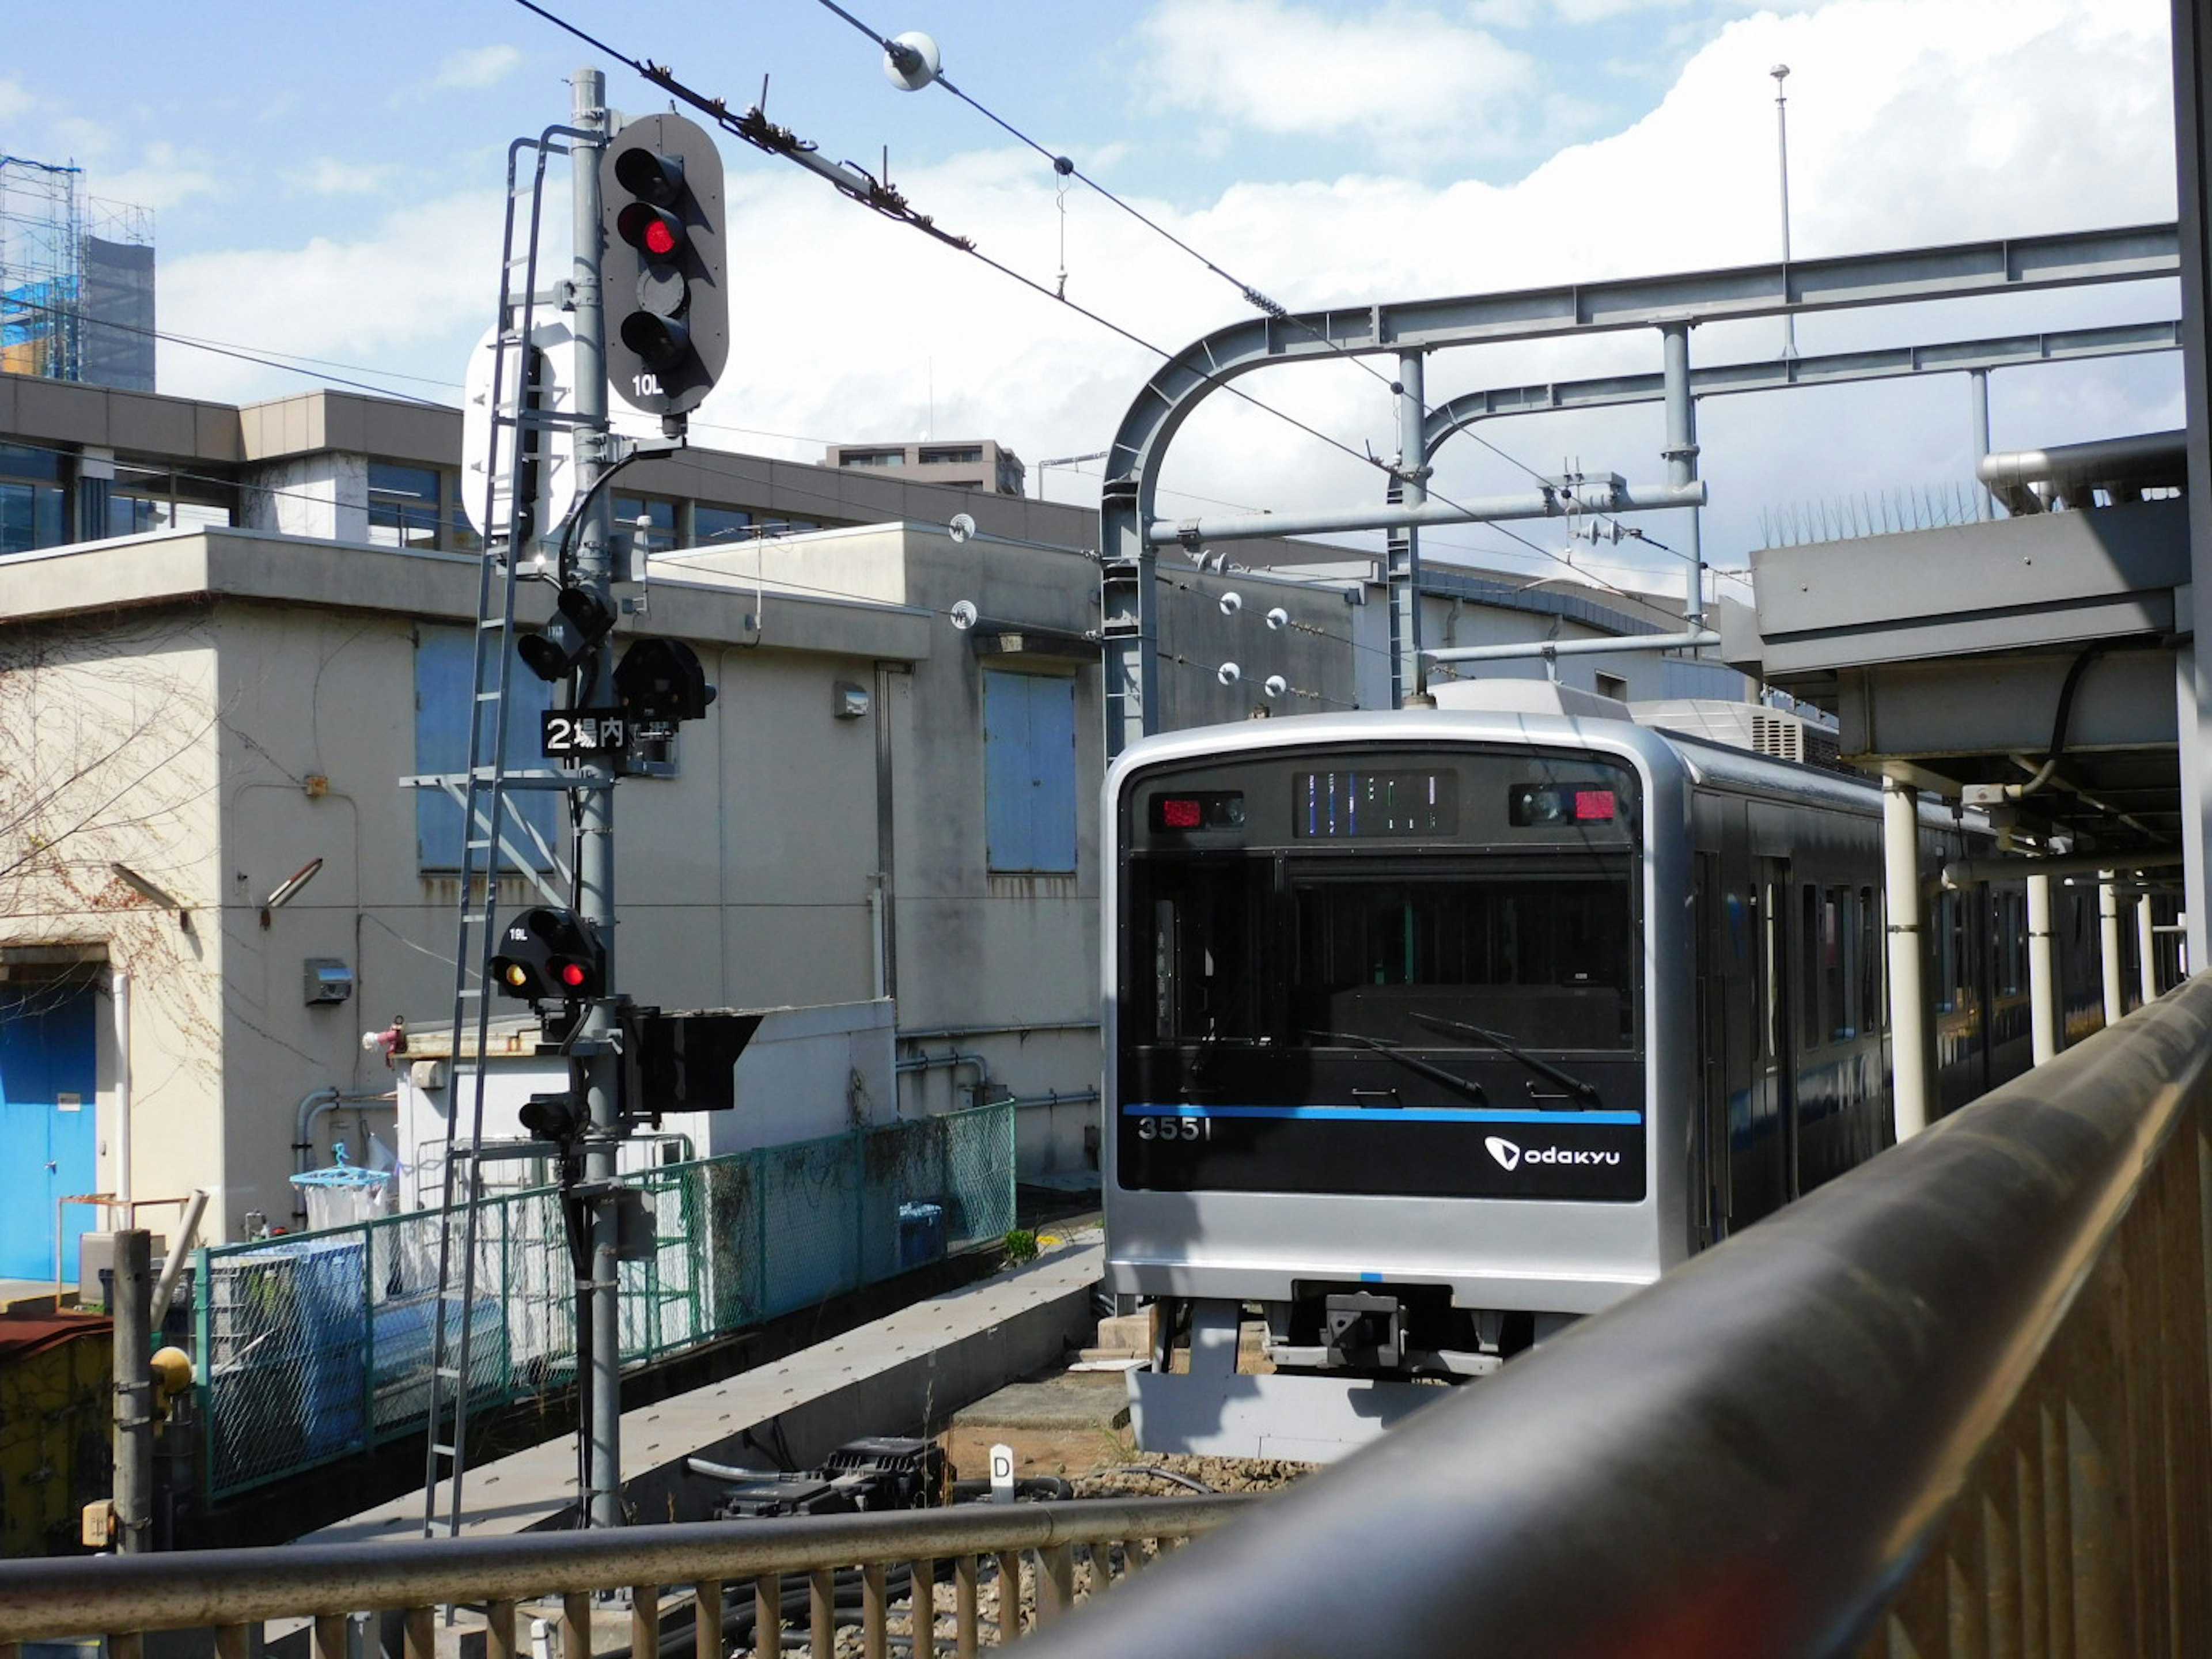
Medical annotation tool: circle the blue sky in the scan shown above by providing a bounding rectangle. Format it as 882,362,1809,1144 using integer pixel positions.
0,0,2184,586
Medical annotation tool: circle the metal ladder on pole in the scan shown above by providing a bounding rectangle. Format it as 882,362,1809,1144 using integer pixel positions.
416,127,593,1541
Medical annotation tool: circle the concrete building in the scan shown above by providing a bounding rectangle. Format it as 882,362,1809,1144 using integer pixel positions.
0,371,1743,1277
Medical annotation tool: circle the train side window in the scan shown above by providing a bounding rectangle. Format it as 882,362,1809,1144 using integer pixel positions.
1801,884,1823,1050
1824,887,1851,1041
1857,885,1881,1033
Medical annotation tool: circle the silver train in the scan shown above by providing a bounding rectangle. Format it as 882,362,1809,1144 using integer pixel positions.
1101,682,2103,1460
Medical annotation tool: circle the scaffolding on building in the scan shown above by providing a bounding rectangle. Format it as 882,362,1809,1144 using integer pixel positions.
1,155,156,391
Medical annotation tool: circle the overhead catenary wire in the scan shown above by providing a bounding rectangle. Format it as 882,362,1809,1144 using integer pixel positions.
789,0,1717,630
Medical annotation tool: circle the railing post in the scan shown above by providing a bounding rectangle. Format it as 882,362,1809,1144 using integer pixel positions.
628,1586,657,1659
955,1554,980,1658
912,1558,938,1659
755,1571,782,1657
809,1566,835,1658
692,1582,721,1659
487,1600,518,1659
995,1550,1022,1643
562,1590,592,1659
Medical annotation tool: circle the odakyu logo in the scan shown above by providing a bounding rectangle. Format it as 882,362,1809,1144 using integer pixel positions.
1486,1135,1620,1171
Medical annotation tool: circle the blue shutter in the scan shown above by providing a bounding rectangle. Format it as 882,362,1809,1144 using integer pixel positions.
984,671,1077,873
414,627,558,869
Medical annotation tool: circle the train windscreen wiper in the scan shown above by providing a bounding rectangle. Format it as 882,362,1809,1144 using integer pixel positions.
1408,1012,1603,1105
1309,1031,1488,1106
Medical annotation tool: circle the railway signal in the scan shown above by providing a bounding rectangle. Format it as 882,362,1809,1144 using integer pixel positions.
613,636,716,724
601,113,728,419
488,907,604,1003
518,585,618,682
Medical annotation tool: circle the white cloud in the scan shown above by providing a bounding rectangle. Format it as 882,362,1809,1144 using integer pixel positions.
430,44,522,92
0,77,38,121
157,191,506,405
1135,0,1536,163
285,158,402,197
95,142,221,213
147,0,2175,584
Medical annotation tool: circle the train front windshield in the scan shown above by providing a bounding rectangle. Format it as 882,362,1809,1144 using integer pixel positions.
1116,745,1647,1202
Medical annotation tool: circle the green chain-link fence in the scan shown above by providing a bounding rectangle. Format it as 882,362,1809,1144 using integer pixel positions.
195,1103,1016,1501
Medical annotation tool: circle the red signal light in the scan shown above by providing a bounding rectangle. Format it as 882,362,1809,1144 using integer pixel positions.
643,219,677,257
557,960,588,990
1161,798,1202,829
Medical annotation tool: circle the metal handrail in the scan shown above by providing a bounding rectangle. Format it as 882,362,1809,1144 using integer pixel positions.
1014,975,2212,1658
0,1495,1247,1642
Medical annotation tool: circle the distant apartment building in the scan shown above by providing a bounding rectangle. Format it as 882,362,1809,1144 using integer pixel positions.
826,439,1026,497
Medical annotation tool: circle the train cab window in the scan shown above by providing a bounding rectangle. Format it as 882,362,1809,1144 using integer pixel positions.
1131,859,1270,1047
1290,871,1637,1051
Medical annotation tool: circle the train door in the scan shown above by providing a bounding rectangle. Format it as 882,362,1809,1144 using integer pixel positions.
1735,857,1796,1222
1695,851,1728,1247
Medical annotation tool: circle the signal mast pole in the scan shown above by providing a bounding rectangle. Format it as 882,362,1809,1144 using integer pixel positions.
568,63,625,1535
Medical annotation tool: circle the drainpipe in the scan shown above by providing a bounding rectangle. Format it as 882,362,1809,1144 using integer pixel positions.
895,1049,994,1111
1882,776,1931,1138
292,1086,398,1229
2026,874,2055,1065
111,970,132,1204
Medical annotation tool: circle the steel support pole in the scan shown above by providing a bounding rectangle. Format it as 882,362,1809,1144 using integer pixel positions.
1970,368,1993,520
2100,872,2127,1028
2027,873,2056,1065
1882,776,1931,1138
2137,891,2160,1003
1660,323,1705,630
111,1228,153,1555
1388,351,1426,707
1774,68,1797,361
569,65,623,1535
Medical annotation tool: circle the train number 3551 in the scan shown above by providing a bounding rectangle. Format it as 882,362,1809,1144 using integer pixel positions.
1134,1115,1213,1142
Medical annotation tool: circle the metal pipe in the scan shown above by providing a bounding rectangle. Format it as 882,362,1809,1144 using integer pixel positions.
1975,429,2184,512
2100,873,2127,1027
894,1050,994,1109
150,1190,207,1321
292,1088,398,1229
897,1021,1100,1043
1423,630,1719,666
1147,481,1705,549
2027,874,2056,1063
1660,323,1705,632
111,970,132,1205
2137,893,2159,1003
1387,349,1427,707
1772,64,1796,360
1969,368,1993,520
993,975,2212,1659
1883,777,1931,1138
0,1496,1248,1639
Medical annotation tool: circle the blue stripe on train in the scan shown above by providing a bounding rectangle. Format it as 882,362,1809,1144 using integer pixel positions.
1122,1103,1642,1127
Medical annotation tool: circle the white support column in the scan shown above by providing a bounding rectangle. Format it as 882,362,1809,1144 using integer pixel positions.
2180,647,2210,975
2099,872,2126,1027
1882,776,1930,1138
2026,874,2055,1064
2137,891,2159,1005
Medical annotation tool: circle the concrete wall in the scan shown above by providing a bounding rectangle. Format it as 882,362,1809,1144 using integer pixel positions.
0,610,229,1219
